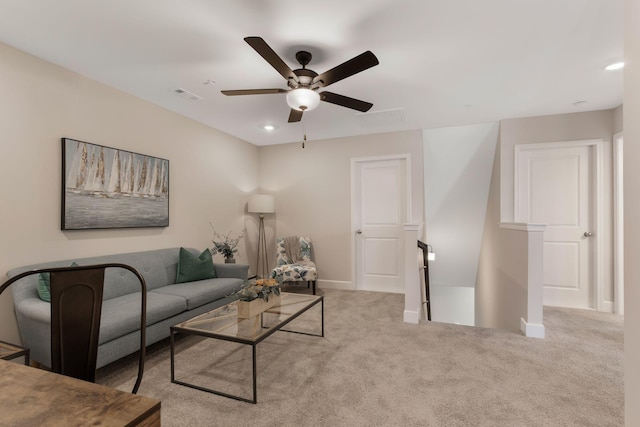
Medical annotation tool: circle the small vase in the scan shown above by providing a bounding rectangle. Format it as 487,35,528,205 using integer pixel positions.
225,257,236,264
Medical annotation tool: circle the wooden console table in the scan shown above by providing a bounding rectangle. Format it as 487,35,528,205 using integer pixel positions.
0,359,160,426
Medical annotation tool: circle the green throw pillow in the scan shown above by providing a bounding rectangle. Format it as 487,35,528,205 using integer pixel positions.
37,261,79,302
176,247,217,284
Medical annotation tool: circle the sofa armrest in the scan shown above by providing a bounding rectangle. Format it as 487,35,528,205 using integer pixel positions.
214,263,249,281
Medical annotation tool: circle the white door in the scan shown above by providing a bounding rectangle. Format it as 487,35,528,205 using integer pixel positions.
353,157,408,293
516,144,594,309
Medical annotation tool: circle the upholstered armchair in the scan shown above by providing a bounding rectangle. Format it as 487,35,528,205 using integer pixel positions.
270,236,317,294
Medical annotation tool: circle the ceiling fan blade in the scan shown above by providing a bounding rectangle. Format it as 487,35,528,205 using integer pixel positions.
313,51,379,87
288,109,303,122
320,91,373,112
244,37,298,83
221,89,288,96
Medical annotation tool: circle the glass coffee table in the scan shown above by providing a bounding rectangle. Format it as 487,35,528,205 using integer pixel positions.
170,292,324,403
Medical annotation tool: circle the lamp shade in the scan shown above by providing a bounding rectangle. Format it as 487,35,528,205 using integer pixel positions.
248,194,275,214
286,88,320,111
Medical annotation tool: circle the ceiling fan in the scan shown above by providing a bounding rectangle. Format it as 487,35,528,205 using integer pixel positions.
222,37,379,123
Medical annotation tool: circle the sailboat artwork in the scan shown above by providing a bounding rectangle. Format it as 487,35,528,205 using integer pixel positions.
62,138,169,230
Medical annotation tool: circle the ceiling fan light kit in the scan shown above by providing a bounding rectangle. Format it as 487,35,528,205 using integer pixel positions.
222,36,379,123
286,88,320,111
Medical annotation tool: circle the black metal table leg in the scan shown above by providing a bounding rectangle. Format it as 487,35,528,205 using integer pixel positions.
170,328,175,382
252,344,257,404
321,297,325,337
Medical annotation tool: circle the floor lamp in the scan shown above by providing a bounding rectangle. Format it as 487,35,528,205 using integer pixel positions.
248,194,275,279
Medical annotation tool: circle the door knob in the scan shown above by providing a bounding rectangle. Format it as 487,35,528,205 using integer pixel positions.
584,231,593,237
356,230,362,234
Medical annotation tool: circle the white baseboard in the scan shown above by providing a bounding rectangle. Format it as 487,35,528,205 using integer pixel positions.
601,300,614,313
317,280,354,290
404,309,420,324
520,318,545,338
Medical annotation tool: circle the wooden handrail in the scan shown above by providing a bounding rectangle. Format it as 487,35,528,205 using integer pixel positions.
417,240,432,321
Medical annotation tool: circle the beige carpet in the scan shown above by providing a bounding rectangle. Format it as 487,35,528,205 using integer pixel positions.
98,289,624,427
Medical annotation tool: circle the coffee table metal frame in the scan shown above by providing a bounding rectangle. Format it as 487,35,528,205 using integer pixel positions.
170,293,324,404
0,340,30,366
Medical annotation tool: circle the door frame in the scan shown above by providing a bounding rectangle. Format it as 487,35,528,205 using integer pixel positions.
351,154,413,291
514,138,606,311
613,132,624,315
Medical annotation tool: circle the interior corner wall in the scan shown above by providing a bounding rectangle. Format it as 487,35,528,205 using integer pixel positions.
624,0,640,424
0,42,259,343
423,122,498,288
257,130,424,288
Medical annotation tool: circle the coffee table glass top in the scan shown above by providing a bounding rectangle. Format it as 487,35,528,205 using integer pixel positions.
172,292,322,342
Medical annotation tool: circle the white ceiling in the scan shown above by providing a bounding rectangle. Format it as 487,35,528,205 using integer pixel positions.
0,0,623,146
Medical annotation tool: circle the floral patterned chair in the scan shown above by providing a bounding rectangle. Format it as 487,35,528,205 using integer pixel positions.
270,236,317,295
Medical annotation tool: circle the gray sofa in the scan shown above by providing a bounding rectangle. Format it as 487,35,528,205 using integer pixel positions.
5,247,248,369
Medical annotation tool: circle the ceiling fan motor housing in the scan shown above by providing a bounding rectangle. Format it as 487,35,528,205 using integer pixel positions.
289,68,318,89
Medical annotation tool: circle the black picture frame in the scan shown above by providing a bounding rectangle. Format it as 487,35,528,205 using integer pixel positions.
61,138,169,230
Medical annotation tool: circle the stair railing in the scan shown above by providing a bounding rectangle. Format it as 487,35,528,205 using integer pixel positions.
417,240,432,321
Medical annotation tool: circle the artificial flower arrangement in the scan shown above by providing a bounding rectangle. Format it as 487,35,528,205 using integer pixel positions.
210,224,245,261
236,278,281,302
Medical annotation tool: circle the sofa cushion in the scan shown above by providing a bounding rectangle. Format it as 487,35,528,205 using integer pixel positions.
176,247,217,284
99,291,187,345
152,278,243,310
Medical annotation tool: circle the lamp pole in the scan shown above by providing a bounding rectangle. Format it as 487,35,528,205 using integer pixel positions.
256,213,269,279
248,194,275,279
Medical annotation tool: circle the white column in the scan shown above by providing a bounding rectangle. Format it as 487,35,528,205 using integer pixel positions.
500,222,546,338
403,223,422,324
524,224,546,338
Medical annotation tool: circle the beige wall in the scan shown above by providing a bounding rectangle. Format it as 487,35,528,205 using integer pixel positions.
614,104,624,133
258,130,424,287
476,138,530,331
499,110,616,308
0,42,259,343
476,227,530,331
625,0,639,424
476,138,502,327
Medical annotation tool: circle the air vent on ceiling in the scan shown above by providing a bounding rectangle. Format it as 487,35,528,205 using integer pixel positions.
355,108,407,128
172,88,202,101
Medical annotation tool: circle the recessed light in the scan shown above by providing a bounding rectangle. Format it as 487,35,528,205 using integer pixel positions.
605,62,624,71
262,124,277,131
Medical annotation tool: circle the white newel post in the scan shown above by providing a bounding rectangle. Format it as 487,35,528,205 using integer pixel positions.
403,224,422,324
523,224,546,338
501,222,546,338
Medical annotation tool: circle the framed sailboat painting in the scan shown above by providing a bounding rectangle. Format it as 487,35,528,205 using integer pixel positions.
61,138,169,230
